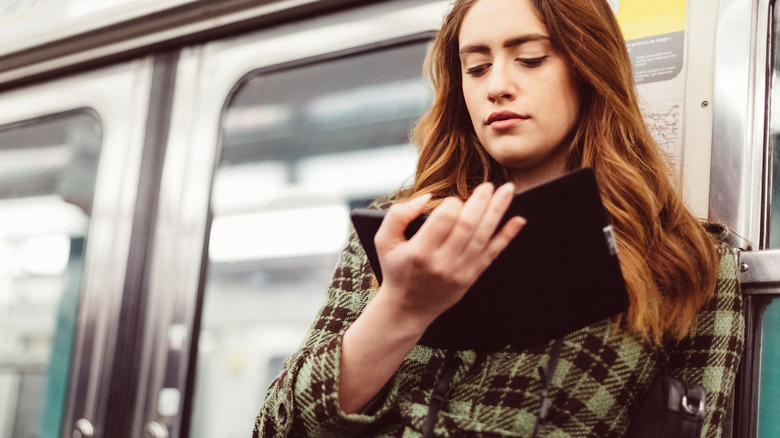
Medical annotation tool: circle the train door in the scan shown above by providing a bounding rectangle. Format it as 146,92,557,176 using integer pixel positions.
711,0,780,437
134,1,448,437
0,61,153,437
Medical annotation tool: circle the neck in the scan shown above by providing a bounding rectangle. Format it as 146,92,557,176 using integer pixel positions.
508,161,568,193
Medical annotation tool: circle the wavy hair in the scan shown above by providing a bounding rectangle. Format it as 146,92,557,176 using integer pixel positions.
402,0,719,344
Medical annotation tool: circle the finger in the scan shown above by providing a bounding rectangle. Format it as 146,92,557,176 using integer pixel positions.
483,216,526,262
468,182,516,251
411,196,464,249
437,183,495,254
375,193,431,249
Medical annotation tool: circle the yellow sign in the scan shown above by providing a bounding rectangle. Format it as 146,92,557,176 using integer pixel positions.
615,0,687,41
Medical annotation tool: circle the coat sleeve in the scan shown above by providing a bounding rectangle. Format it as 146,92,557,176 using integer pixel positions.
665,242,745,438
252,228,404,437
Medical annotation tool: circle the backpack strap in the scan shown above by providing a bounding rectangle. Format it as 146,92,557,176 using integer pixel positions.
422,350,459,438
531,337,565,438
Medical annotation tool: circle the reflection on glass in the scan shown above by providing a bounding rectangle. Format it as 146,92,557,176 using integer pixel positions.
759,299,780,437
0,112,101,438
757,11,780,438
191,41,431,437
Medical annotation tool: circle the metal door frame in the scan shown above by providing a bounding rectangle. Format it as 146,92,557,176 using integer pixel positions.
138,1,450,437
712,0,780,436
0,59,154,437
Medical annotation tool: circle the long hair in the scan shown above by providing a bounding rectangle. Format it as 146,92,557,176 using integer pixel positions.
403,0,719,344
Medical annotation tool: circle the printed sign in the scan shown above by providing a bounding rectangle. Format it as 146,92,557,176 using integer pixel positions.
614,0,688,163
616,0,687,85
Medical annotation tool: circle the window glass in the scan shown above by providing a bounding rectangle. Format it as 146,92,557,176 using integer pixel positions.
758,299,780,437
756,7,780,437
772,122,780,248
0,111,102,438
190,40,431,438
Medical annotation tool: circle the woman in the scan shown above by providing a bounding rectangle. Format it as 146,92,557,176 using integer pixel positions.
254,0,744,436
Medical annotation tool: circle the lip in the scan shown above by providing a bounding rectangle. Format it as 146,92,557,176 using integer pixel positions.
486,111,529,130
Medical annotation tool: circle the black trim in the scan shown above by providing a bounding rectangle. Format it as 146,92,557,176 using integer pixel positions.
422,351,459,438
180,198,214,438
531,338,565,438
101,51,178,438
228,30,435,91
761,0,778,249
0,108,101,138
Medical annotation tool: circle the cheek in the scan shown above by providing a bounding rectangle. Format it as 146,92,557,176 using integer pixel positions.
553,79,581,130
462,86,483,129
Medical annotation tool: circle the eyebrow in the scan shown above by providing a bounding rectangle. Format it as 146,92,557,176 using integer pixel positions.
458,33,551,56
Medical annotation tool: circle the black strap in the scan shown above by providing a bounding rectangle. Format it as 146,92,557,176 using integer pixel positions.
422,350,459,438
531,337,565,438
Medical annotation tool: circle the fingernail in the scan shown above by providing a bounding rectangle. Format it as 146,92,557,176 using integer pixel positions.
509,216,527,233
501,182,515,194
411,193,431,209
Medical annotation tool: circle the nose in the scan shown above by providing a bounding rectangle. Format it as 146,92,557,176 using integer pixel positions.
487,60,517,102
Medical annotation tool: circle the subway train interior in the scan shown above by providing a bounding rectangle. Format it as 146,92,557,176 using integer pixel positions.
0,0,779,437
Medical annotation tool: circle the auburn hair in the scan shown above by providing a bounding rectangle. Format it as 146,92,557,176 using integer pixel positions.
400,0,719,344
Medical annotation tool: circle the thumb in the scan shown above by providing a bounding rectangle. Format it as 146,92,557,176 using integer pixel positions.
375,194,431,248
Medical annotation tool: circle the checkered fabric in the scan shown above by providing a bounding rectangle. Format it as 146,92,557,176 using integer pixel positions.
253,224,744,438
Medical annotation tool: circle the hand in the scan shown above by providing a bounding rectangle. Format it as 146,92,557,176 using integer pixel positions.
373,182,526,329
339,183,524,413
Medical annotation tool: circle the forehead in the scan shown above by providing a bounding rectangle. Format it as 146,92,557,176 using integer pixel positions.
459,0,549,45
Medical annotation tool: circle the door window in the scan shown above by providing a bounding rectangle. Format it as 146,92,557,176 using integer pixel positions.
190,40,431,437
755,5,780,437
758,299,780,437
0,111,101,438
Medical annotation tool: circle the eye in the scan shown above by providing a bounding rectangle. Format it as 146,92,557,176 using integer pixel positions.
517,56,547,67
465,64,490,77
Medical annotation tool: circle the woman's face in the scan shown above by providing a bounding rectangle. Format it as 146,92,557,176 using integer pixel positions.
459,0,581,190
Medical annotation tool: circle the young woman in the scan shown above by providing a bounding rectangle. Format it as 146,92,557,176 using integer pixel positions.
254,0,744,436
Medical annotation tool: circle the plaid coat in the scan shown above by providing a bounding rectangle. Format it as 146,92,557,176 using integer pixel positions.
253,224,743,437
